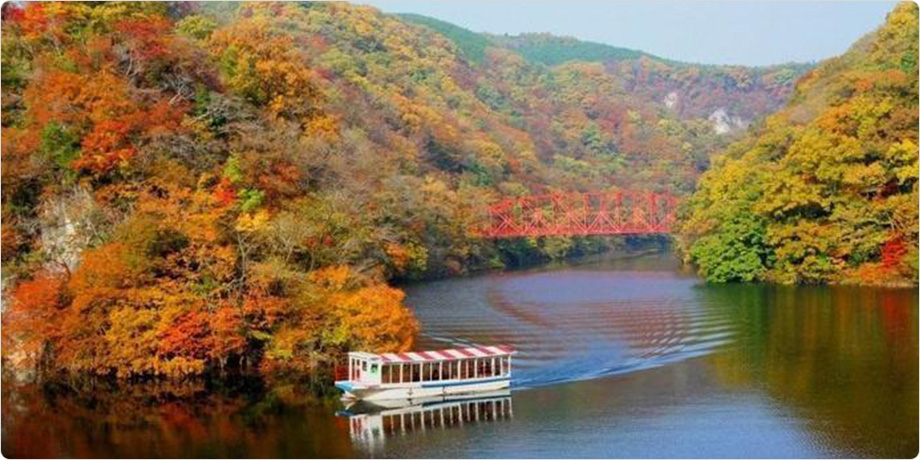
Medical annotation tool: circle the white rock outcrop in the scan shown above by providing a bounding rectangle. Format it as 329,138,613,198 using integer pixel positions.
708,108,749,134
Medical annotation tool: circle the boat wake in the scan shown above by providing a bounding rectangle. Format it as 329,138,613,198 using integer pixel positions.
407,268,737,390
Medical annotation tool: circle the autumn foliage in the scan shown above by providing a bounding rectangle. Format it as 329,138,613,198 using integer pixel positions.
2,1,910,380
0,2,421,379
679,2,919,285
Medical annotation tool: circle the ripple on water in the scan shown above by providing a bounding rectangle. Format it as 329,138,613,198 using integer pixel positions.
406,269,736,389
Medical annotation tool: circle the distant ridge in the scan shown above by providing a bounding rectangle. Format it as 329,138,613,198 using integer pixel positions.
398,12,810,73
490,32,657,66
398,12,811,127
397,13,492,63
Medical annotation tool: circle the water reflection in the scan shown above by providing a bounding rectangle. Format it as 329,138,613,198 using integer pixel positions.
699,284,918,458
341,391,513,454
402,256,916,457
1,379,356,458
2,254,916,458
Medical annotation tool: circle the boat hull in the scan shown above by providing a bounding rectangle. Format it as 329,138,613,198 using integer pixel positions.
336,377,510,401
341,389,512,413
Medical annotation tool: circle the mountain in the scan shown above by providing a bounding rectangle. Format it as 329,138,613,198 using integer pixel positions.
401,14,811,135
0,1,893,380
678,2,919,285
0,0,718,379
395,13,493,64
489,32,652,65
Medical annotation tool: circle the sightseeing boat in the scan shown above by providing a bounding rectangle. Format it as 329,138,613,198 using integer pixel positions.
334,345,516,401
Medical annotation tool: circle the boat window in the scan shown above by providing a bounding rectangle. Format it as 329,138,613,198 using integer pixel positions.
412,363,421,382
362,361,368,371
371,364,378,373
381,365,391,384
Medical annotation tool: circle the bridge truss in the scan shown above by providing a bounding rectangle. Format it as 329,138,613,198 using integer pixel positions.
480,191,678,238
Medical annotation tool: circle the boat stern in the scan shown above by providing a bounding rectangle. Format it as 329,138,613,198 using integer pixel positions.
335,380,371,400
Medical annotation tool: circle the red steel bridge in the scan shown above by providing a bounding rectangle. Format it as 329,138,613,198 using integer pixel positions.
479,190,679,238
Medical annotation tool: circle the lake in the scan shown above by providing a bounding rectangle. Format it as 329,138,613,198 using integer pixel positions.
2,254,916,458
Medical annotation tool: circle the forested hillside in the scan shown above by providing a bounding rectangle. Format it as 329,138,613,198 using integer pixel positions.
405,17,810,134
0,1,805,380
679,2,918,285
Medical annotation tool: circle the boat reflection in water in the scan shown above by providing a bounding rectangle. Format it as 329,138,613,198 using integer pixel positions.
338,390,513,451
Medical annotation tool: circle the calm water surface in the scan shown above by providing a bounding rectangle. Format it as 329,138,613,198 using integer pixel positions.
2,254,917,458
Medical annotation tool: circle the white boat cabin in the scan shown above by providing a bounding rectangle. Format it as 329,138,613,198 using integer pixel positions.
335,345,516,401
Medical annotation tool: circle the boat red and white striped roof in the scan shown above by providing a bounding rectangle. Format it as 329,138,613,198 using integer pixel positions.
371,345,516,363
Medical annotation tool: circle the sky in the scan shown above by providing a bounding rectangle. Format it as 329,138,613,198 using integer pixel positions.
356,1,898,66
